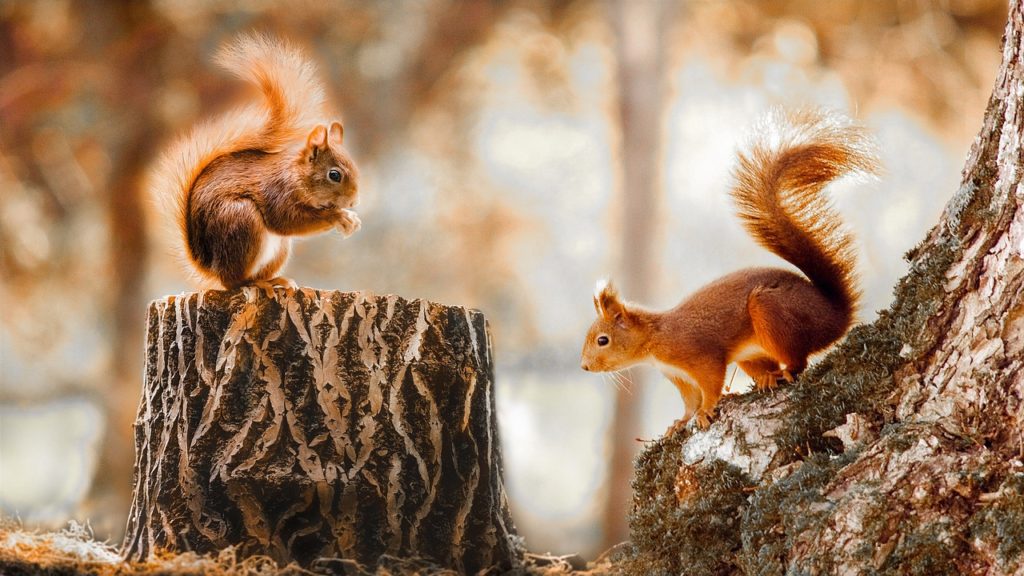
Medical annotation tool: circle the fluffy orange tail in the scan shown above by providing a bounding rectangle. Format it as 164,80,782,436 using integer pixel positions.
214,33,326,150
150,34,327,278
731,109,879,315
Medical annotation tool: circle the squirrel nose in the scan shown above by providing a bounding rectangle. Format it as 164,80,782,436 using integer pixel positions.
581,362,590,371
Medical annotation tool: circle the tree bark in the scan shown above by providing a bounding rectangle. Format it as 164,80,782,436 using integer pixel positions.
624,3,1024,575
121,287,521,573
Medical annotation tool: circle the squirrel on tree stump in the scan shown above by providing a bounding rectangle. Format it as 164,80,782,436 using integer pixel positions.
152,33,361,289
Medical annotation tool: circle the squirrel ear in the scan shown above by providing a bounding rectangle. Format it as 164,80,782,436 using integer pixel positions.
594,279,624,320
329,122,344,145
306,125,328,150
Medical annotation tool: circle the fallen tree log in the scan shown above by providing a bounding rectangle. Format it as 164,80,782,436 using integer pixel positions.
621,3,1024,575
122,287,521,573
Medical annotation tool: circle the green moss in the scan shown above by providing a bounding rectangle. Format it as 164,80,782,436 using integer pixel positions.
624,430,751,576
880,523,966,576
740,427,994,575
971,473,1024,568
770,207,965,457
775,323,900,456
738,451,856,576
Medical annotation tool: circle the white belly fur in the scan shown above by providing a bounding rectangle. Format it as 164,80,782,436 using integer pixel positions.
248,232,286,277
731,342,770,363
730,342,788,370
649,358,699,388
649,345,786,385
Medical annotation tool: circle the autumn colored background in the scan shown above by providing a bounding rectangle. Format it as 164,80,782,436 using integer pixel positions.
0,0,1009,559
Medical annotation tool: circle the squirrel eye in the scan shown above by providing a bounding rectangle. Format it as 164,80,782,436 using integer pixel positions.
328,168,342,183
597,335,610,346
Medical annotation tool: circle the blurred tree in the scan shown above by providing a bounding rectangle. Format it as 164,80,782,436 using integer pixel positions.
81,0,172,535
603,0,672,549
0,0,170,535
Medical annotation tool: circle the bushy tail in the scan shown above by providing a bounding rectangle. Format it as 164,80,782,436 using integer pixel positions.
150,34,326,275
214,33,326,150
731,108,879,315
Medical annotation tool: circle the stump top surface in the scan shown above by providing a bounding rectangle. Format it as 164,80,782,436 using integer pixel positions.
154,287,484,317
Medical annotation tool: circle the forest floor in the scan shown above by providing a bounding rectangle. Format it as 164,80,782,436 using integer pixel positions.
0,522,618,576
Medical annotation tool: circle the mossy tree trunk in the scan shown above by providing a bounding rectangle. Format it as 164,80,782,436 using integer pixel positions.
122,288,521,573
624,3,1024,575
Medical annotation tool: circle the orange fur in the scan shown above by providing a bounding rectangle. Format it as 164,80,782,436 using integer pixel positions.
150,33,360,288
581,109,879,431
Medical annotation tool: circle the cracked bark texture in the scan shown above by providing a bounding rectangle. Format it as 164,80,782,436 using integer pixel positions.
121,287,521,573
624,3,1024,575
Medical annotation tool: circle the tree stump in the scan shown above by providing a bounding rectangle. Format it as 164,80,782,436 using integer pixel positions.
121,287,521,572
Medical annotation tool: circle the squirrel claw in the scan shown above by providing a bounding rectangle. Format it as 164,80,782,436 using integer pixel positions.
758,369,795,390
337,209,361,237
663,410,714,437
694,411,713,430
256,276,298,290
755,374,778,391
665,418,689,437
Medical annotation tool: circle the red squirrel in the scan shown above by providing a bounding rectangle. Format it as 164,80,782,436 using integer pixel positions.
580,109,879,431
152,34,360,289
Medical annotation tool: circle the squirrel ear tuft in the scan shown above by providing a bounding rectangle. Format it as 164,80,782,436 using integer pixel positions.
306,125,328,150
329,122,344,145
594,278,623,320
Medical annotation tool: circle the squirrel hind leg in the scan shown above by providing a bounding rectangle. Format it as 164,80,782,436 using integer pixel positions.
748,288,813,379
192,199,265,289
738,358,782,391
248,233,291,283
249,234,294,294
253,276,298,296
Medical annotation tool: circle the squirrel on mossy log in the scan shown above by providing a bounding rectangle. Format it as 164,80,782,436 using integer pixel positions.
123,287,521,571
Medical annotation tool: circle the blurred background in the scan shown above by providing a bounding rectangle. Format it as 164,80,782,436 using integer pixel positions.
0,0,1009,560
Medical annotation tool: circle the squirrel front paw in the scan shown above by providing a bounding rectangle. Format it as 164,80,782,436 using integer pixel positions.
336,209,361,238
